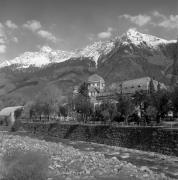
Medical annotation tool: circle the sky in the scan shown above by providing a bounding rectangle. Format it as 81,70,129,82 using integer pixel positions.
0,0,178,61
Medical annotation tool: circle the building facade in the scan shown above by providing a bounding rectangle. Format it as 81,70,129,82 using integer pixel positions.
88,74,105,97
87,74,105,106
114,77,166,95
73,75,167,107
96,77,167,102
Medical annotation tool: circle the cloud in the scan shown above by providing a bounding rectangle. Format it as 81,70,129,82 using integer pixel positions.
154,13,178,30
87,34,95,41
37,30,57,42
120,14,151,26
159,15,178,29
119,11,178,30
0,44,6,53
0,23,5,37
0,38,5,44
152,11,165,19
0,23,6,53
5,20,18,29
151,11,178,30
23,20,57,43
23,20,42,32
98,27,113,39
12,37,18,43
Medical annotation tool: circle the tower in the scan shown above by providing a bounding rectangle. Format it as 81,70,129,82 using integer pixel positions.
149,78,155,94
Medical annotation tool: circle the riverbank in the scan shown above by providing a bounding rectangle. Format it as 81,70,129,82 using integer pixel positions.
0,130,176,180
22,122,178,156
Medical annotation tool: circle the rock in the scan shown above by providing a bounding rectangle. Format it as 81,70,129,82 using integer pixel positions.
140,166,152,174
0,132,174,180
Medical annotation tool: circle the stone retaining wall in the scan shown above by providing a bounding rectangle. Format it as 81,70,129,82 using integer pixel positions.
22,122,178,156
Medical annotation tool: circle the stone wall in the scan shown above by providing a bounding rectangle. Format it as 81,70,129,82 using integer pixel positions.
22,122,178,156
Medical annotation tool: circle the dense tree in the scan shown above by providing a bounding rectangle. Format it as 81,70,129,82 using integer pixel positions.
30,85,65,117
145,105,158,123
73,82,93,122
58,105,68,117
170,86,178,117
99,100,117,123
132,90,147,118
78,82,89,97
149,90,170,123
116,95,135,124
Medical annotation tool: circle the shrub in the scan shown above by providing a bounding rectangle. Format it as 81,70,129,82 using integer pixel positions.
1,148,50,180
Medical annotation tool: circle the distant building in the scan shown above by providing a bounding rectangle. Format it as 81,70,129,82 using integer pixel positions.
96,77,167,102
88,74,105,97
73,75,167,107
87,74,105,106
115,77,167,95
0,106,24,131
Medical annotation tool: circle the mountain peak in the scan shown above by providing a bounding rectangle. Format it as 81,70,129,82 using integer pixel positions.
122,28,169,47
126,28,139,36
40,46,53,53
0,29,176,69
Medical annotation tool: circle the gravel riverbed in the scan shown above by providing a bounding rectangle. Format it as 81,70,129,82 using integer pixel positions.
0,131,177,180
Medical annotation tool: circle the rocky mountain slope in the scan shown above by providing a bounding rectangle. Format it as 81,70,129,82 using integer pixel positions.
0,29,177,106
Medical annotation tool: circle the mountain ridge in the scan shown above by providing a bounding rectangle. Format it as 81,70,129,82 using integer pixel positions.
0,29,177,106
0,29,176,69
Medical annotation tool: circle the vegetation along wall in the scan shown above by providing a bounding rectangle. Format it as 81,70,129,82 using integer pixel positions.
22,123,178,156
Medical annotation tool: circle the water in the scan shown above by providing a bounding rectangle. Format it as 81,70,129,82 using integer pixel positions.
57,138,178,179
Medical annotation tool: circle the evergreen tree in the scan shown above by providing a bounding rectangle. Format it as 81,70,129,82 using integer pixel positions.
157,82,161,92
73,82,93,122
149,78,155,94
78,82,89,97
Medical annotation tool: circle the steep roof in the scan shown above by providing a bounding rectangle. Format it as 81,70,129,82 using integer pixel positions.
88,74,104,83
0,106,23,117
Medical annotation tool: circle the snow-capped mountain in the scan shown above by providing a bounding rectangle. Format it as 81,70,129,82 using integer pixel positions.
0,29,177,101
0,46,78,68
0,29,176,69
121,29,175,49
79,41,115,65
0,40,115,69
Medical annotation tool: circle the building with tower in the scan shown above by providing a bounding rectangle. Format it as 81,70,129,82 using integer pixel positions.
87,74,105,106
73,75,167,107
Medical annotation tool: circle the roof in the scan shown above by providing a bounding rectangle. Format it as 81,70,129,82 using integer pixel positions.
88,74,104,83
116,77,166,94
122,77,151,87
0,106,24,117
